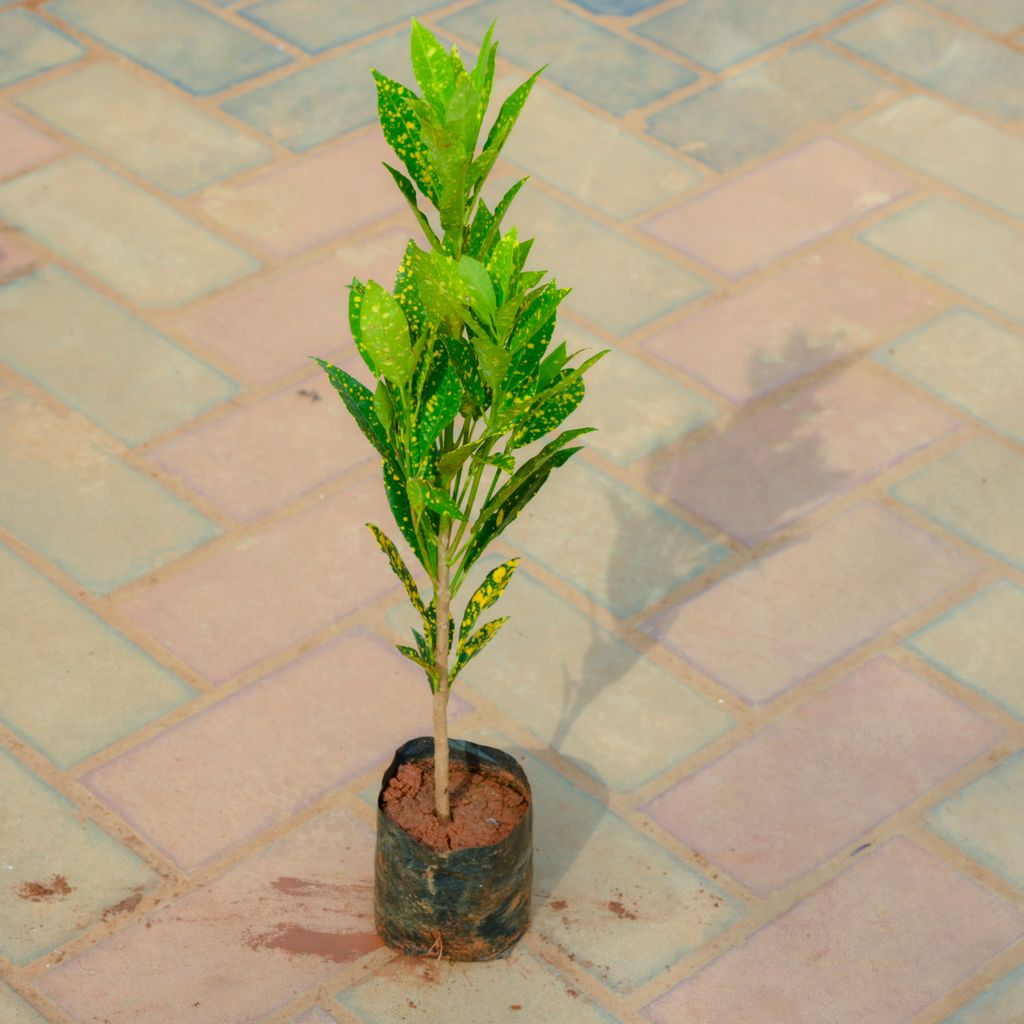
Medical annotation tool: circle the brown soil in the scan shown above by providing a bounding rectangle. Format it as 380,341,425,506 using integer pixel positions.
382,759,529,852
18,875,72,902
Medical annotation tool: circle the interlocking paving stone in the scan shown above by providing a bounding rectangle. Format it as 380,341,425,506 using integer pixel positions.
907,580,1024,721
440,0,697,116
641,138,914,278
0,157,259,307
241,0,448,54
0,747,158,965
341,946,614,1022
562,324,718,465
832,4,1024,121
649,364,956,544
507,458,729,616
642,242,941,404
633,0,871,71
198,133,403,258
0,235,35,282
644,657,1000,894
117,475,398,683
497,74,701,218
388,565,735,791
876,309,1024,443
566,0,665,12
647,44,896,173
293,1010,336,1024
642,502,980,703
39,807,380,1024
645,838,1024,1024
848,95,1024,218
864,198,1024,322
0,391,220,595
46,0,292,95
893,436,1024,571
947,963,1024,1024
0,10,82,87
926,0,1024,34
17,63,272,195
148,367,371,522
505,180,709,335
0,109,60,180
927,751,1024,889
176,224,407,383
0,266,237,445
0,545,195,769
86,631,451,871
0,982,46,1024
222,32,409,151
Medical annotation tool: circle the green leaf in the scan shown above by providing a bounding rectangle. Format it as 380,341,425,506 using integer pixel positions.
412,362,463,461
458,255,496,319
314,358,394,468
408,477,466,521
466,198,494,260
411,244,466,326
444,70,483,154
485,228,516,306
394,240,429,338
425,596,455,657
409,18,455,115
509,282,569,353
459,558,519,641
472,68,544,189
360,281,414,387
474,451,515,474
453,616,509,680
373,380,395,434
472,333,511,392
396,643,435,680
347,279,373,374
371,69,438,204
479,177,528,257
469,21,496,103
441,332,488,408
516,237,534,273
383,458,435,573
537,339,567,390
512,373,585,449
415,100,468,244
382,163,441,250
439,439,481,483
366,523,429,629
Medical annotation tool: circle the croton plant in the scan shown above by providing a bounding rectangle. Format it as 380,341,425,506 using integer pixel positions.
315,18,606,824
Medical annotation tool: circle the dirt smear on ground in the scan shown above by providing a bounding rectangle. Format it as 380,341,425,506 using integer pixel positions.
18,875,73,902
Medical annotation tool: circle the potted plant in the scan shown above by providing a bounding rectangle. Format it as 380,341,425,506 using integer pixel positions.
315,18,605,961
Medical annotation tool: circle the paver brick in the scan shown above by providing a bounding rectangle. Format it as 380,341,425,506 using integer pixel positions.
198,133,404,259
0,982,46,1024
86,630,453,871
907,580,1024,721
947,963,1024,1024
117,474,400,683
0,157,260,307
644,657,1000,893
0,748,159,965
46,0,291,95
0,544,195,768
440,0,697,116
876,308,1024,443
647,44,896,173
642,502,980,703
0,10,82,87
0,109,60,180
39,807,380,1024
864,198,1024,322
0,266,237,445
17,63,272,195
641,242,941,404
0,390,221,595
893,436,1024,572
641,138,915,278
926,0,1024,34
832,4,1024,121
0,234,35,282
645,838,1024,1024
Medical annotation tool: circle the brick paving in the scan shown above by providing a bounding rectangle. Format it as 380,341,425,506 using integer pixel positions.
0,1,1022,1021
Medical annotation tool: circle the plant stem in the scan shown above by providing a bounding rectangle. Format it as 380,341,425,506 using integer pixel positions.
432,516,452,825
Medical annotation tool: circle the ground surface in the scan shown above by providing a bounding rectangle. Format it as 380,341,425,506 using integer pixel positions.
1,0,1023,1021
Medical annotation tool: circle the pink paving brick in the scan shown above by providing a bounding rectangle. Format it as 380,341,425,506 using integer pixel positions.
197,132,403,258
648,363,957,544
39,806,382,1024
640,242,942,403
176,224,409,384
644,838,1024,1024
640,138,915,277
0,233,36,281
644,658,1000,894
0,109,60,179
116,474,404,683
148,364,373,522
86,629,461,871
642,502,980,703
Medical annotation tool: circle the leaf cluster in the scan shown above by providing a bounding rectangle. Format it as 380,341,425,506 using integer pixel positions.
316,19,606,691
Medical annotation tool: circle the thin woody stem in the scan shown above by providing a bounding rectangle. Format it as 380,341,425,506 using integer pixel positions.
432,517,452,825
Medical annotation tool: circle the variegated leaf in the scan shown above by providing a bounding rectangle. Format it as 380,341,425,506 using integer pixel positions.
441,332,488,408
511,373,585,449
412,362,463,462
313,357,394,468
396,644,437,690
471,67,545,188
360,281,414,387
366,523,428,628
371,69,438,204
407,476,466,521
409,18,455,115
459,558,519,642
382,163,441,251
383,458,435,573
453,616,509,680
